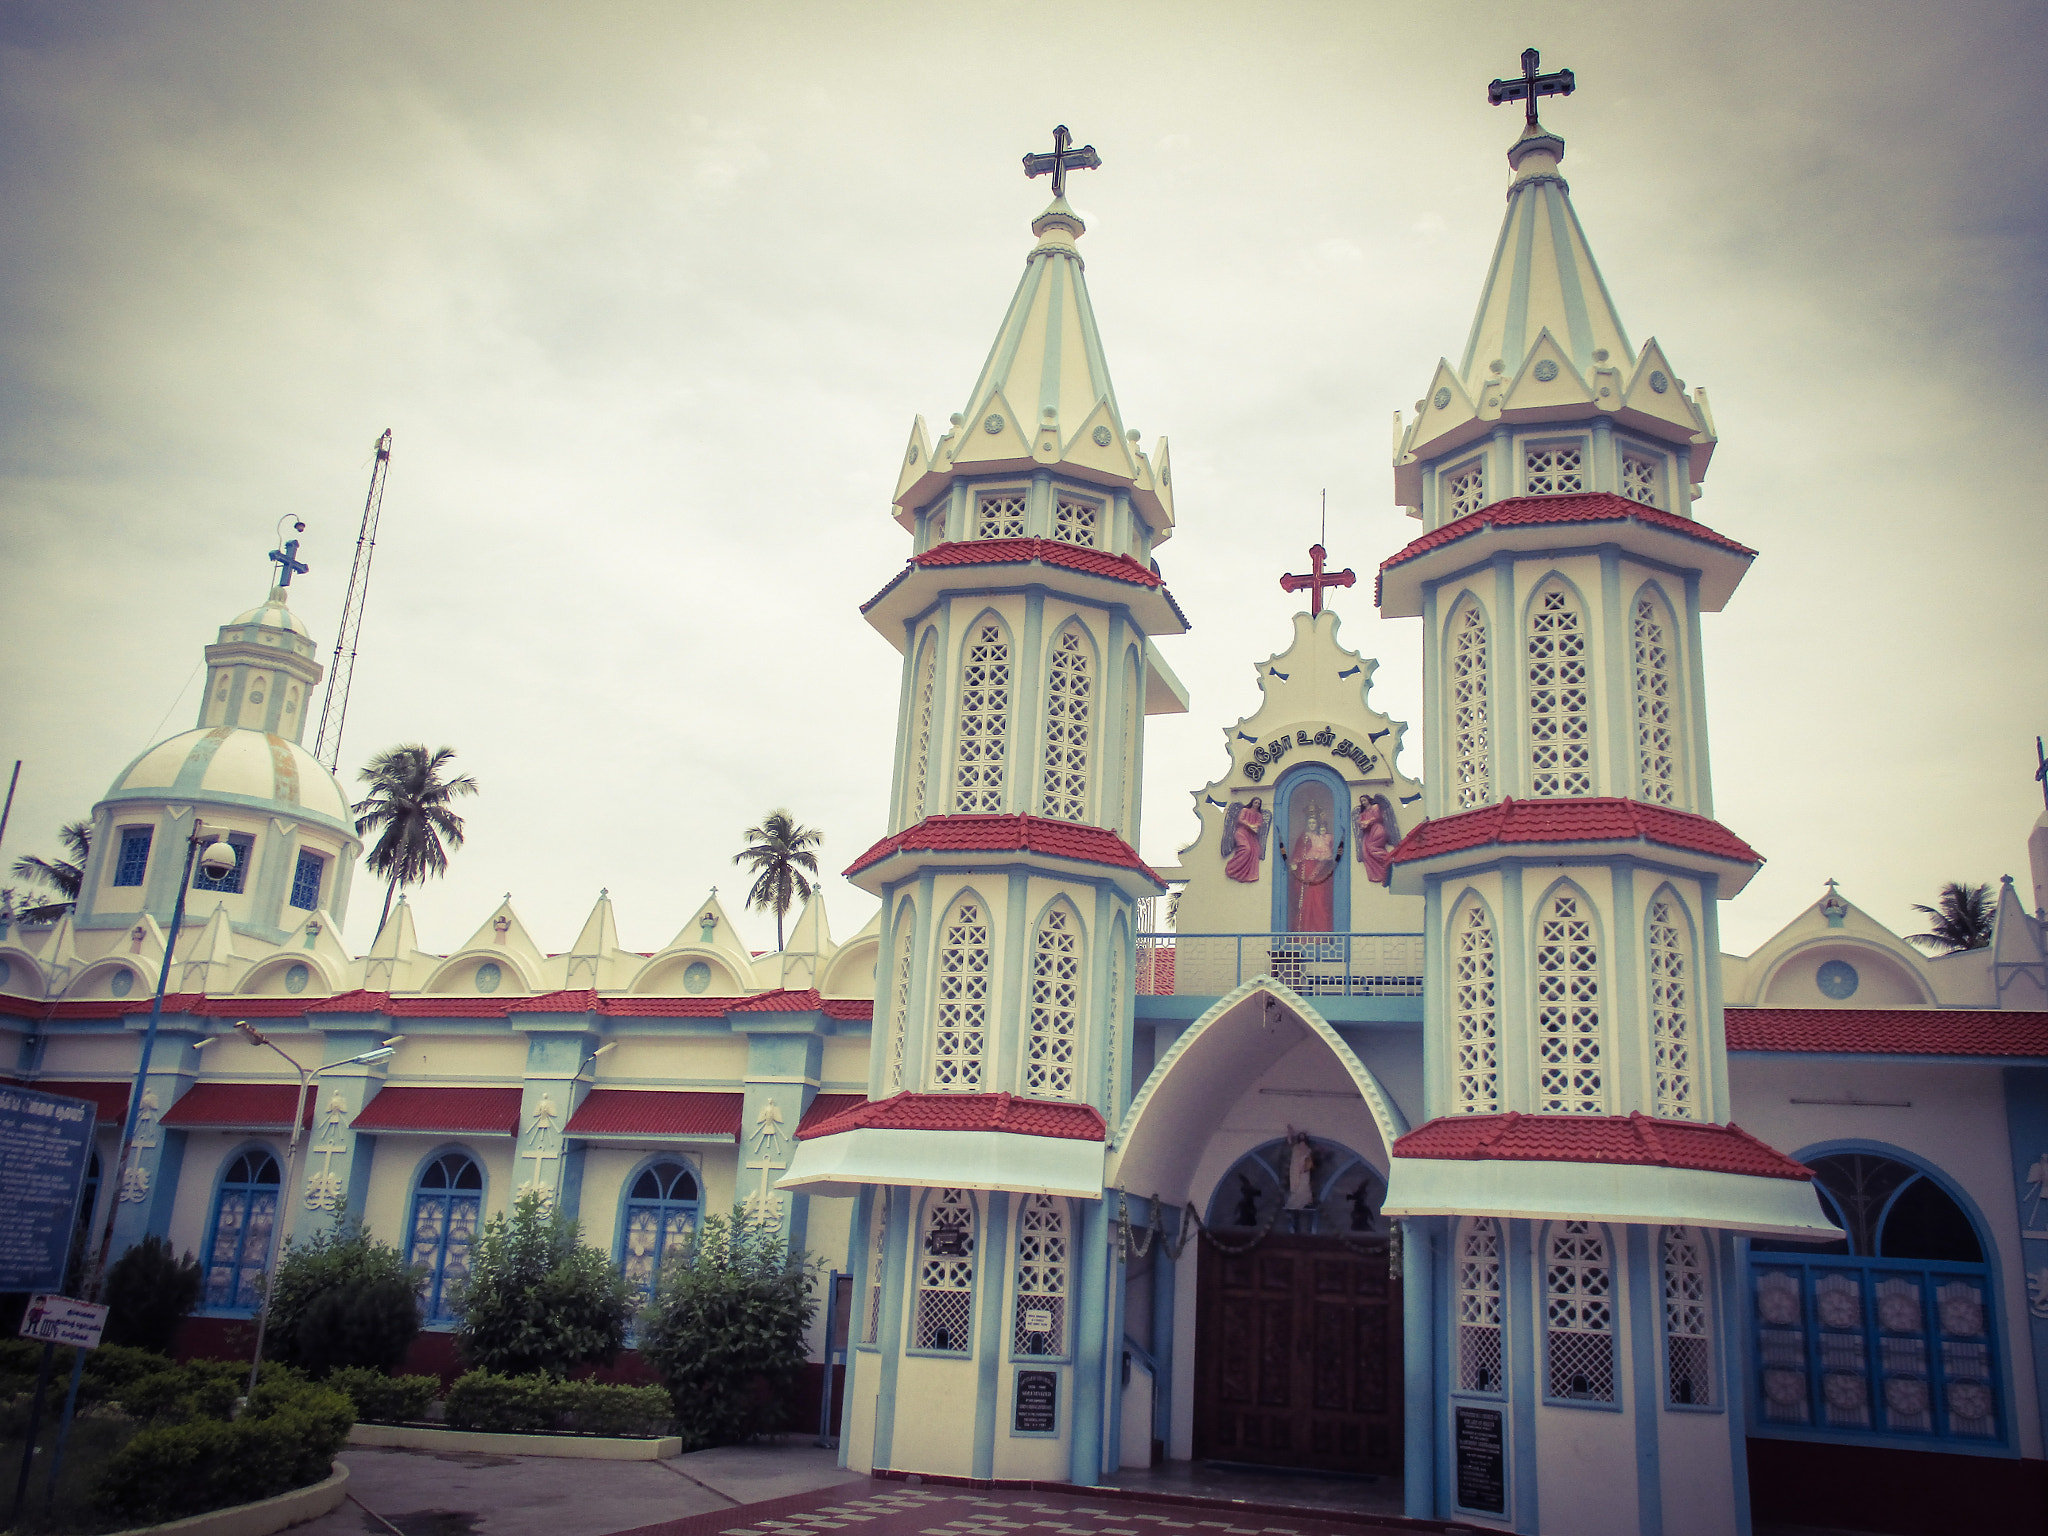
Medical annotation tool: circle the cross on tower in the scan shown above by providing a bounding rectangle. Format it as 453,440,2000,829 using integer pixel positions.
268,522,309,588
1022,125,1102,200
1279,543,1356,617
2035,736,2048,812
1488,47,1576,129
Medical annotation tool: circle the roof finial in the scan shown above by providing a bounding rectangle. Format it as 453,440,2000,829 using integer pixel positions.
1488,46,1575,131
268,516,309,591
1023,124,1102,201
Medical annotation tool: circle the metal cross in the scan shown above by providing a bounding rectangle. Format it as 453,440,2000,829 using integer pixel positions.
1488,47,1575,128
2036,736,2048,811
268,533,309,587
1279,543,1356,617
1023,124,1102,200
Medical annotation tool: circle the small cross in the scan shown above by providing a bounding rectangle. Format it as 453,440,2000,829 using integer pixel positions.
268,534,309,587
1279,543,1356,617
1488,47,1575,129
1022,124,1102,200
2035,736,2047,812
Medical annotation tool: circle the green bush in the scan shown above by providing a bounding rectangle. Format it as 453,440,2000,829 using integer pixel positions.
103,1236,204,1353
327,1366,440,1423
444,1370,553,1433
636,1207,818,1450
120,1359,251,1424
455,1192,638,1378
265,1221,422,1377
443,1370,673,1436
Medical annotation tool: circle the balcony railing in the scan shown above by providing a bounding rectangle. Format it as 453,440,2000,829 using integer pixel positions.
1134,931,1425,998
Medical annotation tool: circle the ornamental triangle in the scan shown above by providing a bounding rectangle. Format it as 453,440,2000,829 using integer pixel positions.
1061,397,1138,482
947,385,1034,471
1620,338,1709,440
892,415,934,510
1499,327,1595,413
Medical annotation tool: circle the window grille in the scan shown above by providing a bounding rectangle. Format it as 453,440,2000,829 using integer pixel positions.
954,622,1011,812
1451,602,1490,809
1458,1217,1505,1392
409,1151,483,1321
1453,901,1499,1113
1052,498,1098,547
906,633,937,825
916,1188,975,1351
1524,442,1584,495
622,1161,699,1302
1040,629,1092,822
1535,892,1603,1114
1116,653,1141,837
204,1149,280,1309
192,832,255,894
1528,586,1592,796
931,899,990,1089
1447,463,1487,519
1013,1193,1069,1355
864,1194,888,1344
1621,454,1660,507
1025,907,1082,1098
977,493,1026,539
289,849,324,911
1633,596,1677,805
1663,1227,1713,1405
1105,946,1122,1120
1647,898,1696,1119
1546,1221,1615,1401
887,912,914,1092
113,828,152,887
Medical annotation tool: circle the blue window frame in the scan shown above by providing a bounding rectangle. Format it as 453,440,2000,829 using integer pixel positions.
192,832,255,894
1750,1153,2000,1444
204,1148,281,1309
408,1151,483,1321
289,849,325,911
113,828,152,887
621,1161,700,1303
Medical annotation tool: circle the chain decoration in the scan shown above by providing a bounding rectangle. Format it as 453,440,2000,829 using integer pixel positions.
1115,1190,1399,1264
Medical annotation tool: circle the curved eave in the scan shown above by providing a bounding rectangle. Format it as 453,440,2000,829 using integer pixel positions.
1388,831,1761,897
777,1123,1104,1198
92,787,361,844
845,841,1165,901
861,555,1188,649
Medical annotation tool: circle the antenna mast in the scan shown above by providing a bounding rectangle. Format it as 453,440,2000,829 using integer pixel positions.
313,430,392,775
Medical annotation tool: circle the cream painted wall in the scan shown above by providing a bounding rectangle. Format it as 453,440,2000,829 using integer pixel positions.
1530,1232,1639,1536
594,1037,747,1086
820,1038,869,1089
1757,942,1930,1007
888,1355,980,1473
42,1035,169,1074
1658,1396,1740,1536
843,1349,882,1473
380,1035,530,1082
992,1359,1074,1479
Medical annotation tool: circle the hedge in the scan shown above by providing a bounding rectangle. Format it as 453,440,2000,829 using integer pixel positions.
326,1367,440,1424
443,1370,674,1437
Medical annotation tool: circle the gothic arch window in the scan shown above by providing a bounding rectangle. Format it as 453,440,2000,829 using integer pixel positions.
886,901,915,1092
1025,903,1084,1099
621,1160,699,1303
1535,887,1604,1114
915,1188,976,1352
863,1193,889,1346
1526,580,1593,797
1633,586,1680,806
1647,889,1699,1120
1451,896,1500,1113
1457,1216,1505,1393
204,1146,281,1309
1449,595,1491,810
409,1150,483,1321
1546,1221,1615,1402
1013,1194,1069,1356
1039,624,1094,823
953,616,1011,813
930,894,992,1090
905,629,938,826
1662,1226,1713,1406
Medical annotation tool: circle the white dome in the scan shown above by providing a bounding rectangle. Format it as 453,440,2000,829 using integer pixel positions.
107,727,353,827
226,599,311,639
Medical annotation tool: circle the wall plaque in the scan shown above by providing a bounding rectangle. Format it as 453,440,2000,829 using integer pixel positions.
1014,1369,1058,1433
1455,1404,1505,1514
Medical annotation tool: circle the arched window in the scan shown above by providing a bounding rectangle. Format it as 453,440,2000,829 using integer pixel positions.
1452,898,1499,1113
915,1188,975,1352
1535,890,1603,1114
1662,1227,1713,1406
1527,583,1592,797
622,1160,699,1303
1013,1194,1068,1356
409,1151,483,1321
1450,599,1491,810
204,1148,280,1309
931,897,991,1089
953,619,1011,813
1039,627,1093,822
1458,1217,1504,1393
1546,1221,1615,1402
1633,592,1679,805
863,1193,889,1345
1025,905,1082,1099
886,903,914,1092
905,630,937,826
1647,893,1697,1119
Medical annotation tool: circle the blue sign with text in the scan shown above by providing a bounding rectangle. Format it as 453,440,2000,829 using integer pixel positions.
0,1085,97,1291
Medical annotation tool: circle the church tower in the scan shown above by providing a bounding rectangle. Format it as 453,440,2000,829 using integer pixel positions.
1376,56,1834,1535
783,131,1189,1484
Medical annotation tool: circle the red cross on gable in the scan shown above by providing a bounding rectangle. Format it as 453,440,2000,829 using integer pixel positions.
1279,543,1356,617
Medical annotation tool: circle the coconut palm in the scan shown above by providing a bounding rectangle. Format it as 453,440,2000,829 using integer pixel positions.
9,820,90,921
1905,880,1994,954
732,810,822,951
353,745,479,936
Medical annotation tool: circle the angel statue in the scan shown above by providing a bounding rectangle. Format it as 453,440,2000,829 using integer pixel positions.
1356,794,1400,886
1221,797,1268,883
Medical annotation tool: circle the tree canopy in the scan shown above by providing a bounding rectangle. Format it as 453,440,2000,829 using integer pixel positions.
733,809,821,950
1905,880,1994,954
9,819,91,921
353,744,479,935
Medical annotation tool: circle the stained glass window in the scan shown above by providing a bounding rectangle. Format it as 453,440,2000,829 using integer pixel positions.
409,1151,483,1321
622,1161,698,1303
204,1149,280,1309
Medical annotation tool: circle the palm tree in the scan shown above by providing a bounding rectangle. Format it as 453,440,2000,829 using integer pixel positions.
10,820,90,921
732,810,822,951
353,745,480,936
1906,881,1994,954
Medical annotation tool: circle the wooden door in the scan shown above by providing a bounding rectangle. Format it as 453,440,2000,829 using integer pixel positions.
1193,1235,1401,1474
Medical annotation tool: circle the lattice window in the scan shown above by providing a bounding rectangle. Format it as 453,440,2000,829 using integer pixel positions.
1547,1221,1615,1401
906,632,937,825
916,1188,975,1352
1647,897,1697,1119
1535,891,1603,1114
1013,1194,1069,1355
931,899,990,1089
1447,462,1486,519
1528,585,1592,797
976,493,1026,539
1117,652,1141,837
1524,442,1584,495
1663,1227,1713,1405
1053,498,1098,547
954,622,1010,812
864,1194,888,1345
1634,596,1677,805
1039,629,1092,822
289,849,324,911
1452,901,1499,1113
1458,1217,1505,1392
1105,947,1122,1119
1621,453,1660,507
113,828,152,887
1025,907,1082,1099
1451,601,1490,809
887,910,914,1092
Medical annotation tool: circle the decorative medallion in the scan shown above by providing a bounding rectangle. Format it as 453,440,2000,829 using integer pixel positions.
1092,425,1113,447
1433,387,1452,410
1883,1376,1930,1418
1762,1368,1806,1406
1876,1289,1921,1333
1938,1292,1985,1338
1816,960,1859,1000
1649,370,1670,393
1948,1380,1994,1421
1756,1274,1802,1326
1821,1372,1868,1412
983,414,1005,434
906,445,919,465
1816,1284,1861,1330
475,960,502,994
109,969,133,998
684,960,711,994
285,963,309,995
1533,359,1559,382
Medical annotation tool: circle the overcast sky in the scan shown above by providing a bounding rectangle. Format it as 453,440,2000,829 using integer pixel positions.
3,1,2043,964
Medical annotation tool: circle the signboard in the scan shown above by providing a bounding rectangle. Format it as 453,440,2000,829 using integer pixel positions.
1022,1308,1052,1335
20,1295,108,1350
1014,1369,1058,1434
0,1085,97,1292
1454,1405,1505,1514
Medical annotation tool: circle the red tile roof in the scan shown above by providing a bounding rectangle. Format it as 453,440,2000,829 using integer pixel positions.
845,813,1163,884
797,1093,867,1134
351,1086,523,1135
1390,797,1761,866
1392,1111,1810,1181
160,1082,319,1130
1727,1008,2048,1058
13,989,878,1024
914,538,1162,587
562,1090,743,1138
25,1080,131,1125
797,1090,1106,1143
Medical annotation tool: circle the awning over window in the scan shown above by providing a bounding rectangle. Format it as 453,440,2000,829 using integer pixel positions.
352,1086,521,1135
29,1080,131,1126
160,1083,318,1130
563,1090,742,1140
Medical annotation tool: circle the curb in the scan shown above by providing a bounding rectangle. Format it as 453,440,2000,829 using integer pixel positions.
100,1463,349,1536
348,1423,683,1460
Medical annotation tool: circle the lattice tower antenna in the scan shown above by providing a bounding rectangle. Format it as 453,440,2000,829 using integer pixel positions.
313,429,393,774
